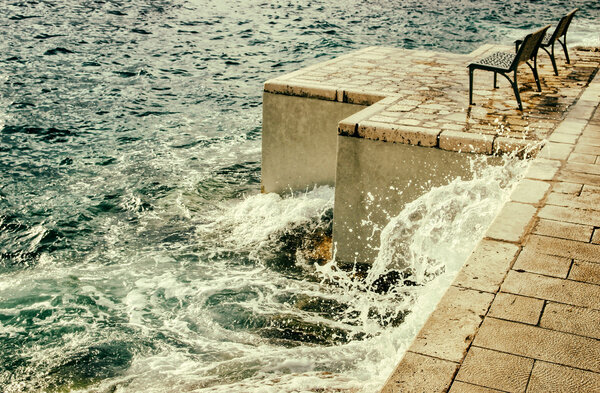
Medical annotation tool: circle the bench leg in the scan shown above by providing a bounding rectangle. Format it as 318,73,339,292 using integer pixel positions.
526,60,542,92
493,72,497,89
469,67,474,106
543,45,558,76
559,37,570,64
511,70,523,111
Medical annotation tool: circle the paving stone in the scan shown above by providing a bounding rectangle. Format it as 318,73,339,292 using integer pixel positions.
453,240,519,292
566,161,600,176
501,270,600,309
439,131,493,154
569,260,600,285
575,144,600,155
473,317,600,372
493,137,539,156
524,159,560,181
527,361,600,393
409,286,494,362
525,234,600,263
551,182,582,194
488,292,544,326
456,347,534,393
538,205,600,228
545,190,600,211
568,152,597,163
512,246,572,278
540,302,600,339
510,179,549,205
538,142,573,160
263,80,338,101
556,170,600,186
582,184,600,194
532,218,593,243
578,136,600,147
357,121,439,146
380,351,458,393
592,229,600,244
553,119,587,135
450,381,505,393
485,202,537,243
548,132,578,144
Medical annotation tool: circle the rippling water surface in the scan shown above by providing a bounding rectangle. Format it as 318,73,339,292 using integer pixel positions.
1,1,598,392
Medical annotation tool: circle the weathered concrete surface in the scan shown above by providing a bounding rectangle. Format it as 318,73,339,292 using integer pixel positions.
381,58,600,393
261,92,365,193
333,135,477,263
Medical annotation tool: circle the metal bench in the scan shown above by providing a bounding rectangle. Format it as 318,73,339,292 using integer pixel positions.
516,8,578,76
468,25,551,111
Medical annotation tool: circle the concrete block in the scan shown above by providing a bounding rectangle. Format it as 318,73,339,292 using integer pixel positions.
408,286,493,362
532,218,593,243
501,270,600,309
569,260,600,285
527,361,600,393
333,135,476,264
524,159,560,181
488,292,544,325
485,202,537,243
541,302,600,339
512,247,572,278
509,179,549,204
453,239,519,293
455,347,534,392
261,92,365,193
538,142,573,161
439,131,493,154
473,317,600,372
379,352,458,393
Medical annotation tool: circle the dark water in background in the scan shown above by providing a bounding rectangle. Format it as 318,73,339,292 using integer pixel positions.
0,1,598,392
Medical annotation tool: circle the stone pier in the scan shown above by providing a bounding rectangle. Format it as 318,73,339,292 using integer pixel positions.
261,43,600,392
263,45,598,265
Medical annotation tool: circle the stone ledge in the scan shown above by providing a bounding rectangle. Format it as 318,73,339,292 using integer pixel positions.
266,46,599,156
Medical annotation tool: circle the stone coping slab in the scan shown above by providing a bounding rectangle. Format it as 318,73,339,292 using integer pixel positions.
265,45,600,155
380,56,600,393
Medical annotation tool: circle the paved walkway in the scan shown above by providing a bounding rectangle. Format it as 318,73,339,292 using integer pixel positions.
265,46,599,155
381,65,600,393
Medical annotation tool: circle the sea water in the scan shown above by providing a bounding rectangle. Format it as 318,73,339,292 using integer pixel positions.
1,1,598,392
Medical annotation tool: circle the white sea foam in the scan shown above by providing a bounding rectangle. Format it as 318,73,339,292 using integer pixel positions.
75,153,527,393
0,151,529,393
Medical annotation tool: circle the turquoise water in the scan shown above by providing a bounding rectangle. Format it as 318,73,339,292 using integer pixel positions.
1,1,598,392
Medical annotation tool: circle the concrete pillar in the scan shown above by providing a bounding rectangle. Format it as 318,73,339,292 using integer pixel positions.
332,135,483,265
261,92,365,194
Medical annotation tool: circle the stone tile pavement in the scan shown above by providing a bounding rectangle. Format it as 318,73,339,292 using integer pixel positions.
265,45,600,155
381,67,600,393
